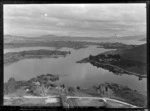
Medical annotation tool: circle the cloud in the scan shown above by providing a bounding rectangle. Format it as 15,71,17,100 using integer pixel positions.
4,4,146,37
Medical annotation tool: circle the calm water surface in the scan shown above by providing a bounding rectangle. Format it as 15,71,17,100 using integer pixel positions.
4,46,147,95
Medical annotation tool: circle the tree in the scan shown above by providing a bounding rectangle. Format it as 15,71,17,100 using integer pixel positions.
40,84,49,96
29,84,49,96
89,55,93,60
68,51,71,54
100,54,106,58
113,54,121,60
68,86,75,93
107,54,112,58
6,77,17,93
4,83,8,94
77,86,80,90
61,84,65,89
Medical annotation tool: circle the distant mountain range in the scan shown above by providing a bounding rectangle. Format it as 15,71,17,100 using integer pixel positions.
4,34,146,43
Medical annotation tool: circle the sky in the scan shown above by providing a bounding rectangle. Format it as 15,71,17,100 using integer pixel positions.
4,4,146,38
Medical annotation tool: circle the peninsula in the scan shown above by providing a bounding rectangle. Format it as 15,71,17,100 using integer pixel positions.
77,44,147,79
4,49,71,65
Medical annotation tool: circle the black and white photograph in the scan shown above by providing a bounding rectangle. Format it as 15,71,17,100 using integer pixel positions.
3,4,147,108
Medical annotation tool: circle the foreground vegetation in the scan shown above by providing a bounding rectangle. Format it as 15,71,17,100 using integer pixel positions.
83,83,147,107
4,49,71,65
4,74,147,107
4,74,59,95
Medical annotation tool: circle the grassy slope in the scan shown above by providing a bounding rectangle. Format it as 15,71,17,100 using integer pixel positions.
103,44,146,64
102,44,147,74
116,44,146,74
117,44,146,64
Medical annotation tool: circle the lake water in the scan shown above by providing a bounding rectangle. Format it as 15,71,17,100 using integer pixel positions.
4,46,147,95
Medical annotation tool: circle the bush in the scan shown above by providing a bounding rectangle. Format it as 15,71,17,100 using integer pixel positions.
68,87,75,93
77,86,80,90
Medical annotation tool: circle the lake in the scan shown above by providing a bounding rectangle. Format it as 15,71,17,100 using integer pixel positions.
4,46,147,95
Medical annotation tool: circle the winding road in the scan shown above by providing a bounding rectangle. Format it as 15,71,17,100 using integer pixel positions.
4,95,141,108
67,96,139,108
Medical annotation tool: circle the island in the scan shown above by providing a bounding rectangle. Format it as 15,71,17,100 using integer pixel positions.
77,44,147,79
4,49,71,65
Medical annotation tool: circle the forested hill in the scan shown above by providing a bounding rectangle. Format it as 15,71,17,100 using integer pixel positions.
77,43,147,75
116,43,146,64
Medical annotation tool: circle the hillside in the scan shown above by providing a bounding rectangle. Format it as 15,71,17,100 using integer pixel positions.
4,35,28,43
115,44,147,74
77,44,147,75
101,44,147,74
114,44,146,64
